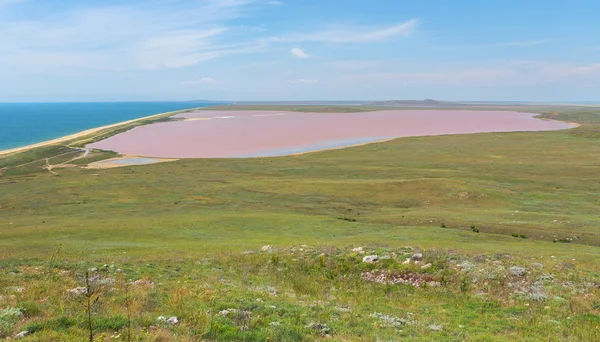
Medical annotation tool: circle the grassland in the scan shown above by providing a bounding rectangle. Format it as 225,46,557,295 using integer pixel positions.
0,105,599,341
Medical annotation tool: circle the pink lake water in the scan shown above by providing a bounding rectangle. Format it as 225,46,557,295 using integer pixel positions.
87,110,573,158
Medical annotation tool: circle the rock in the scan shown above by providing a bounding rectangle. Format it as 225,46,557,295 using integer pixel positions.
421,263,432,270
15,331,30,339
67,287,88,296
130,279,154,286
402,258,411,265
88,268,98,272
509,266,527,277
362,255,379,263
352,247,363,253
411,253,423,261
269,321,280,326
157,316,167,322
458,261,476,272
166,316,179,325
428,324,443,331
261,245,274,253
532,262,544,269
380,255,392,260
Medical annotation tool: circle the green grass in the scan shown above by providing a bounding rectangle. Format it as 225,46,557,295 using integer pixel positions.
0,105,599,340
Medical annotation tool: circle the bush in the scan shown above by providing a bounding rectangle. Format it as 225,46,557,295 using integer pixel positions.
470,225,479,233
18,301,42,318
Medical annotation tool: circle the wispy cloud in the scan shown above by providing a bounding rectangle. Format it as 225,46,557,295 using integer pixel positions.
290,47,310,58
271,19,418,44
0,0,263,72
287,78,319,84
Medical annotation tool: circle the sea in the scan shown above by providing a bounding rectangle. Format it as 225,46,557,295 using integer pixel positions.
0,102,224,151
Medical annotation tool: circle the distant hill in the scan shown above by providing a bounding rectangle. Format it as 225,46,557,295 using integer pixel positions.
366,99,466,107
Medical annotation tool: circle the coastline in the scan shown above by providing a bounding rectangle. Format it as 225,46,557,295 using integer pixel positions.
0,108,196,157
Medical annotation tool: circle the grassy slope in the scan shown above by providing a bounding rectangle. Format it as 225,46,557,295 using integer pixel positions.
0,105,599,340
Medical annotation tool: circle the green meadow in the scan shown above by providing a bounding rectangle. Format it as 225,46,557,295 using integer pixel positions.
0,105,599,341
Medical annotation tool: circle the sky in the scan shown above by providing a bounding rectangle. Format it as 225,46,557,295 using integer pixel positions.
0,0,599,102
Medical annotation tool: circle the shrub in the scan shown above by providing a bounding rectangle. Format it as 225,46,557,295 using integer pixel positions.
440,223,446,228
470,225,479,233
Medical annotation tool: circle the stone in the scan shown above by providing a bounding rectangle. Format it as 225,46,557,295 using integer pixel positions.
166,316,179,325
421,263,432,270
411,253,423,261
67,287,88,296
532,262,544,269
362,255,379,263
15,331,30,339
261,245,274,253
352,247,363,253
509,266,527,277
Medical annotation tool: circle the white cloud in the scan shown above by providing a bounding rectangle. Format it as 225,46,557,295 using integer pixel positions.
0,0,263,72
184,77,219,85
287,79,319,84
263,1,283,4
291,47,310,58
272,19,418,44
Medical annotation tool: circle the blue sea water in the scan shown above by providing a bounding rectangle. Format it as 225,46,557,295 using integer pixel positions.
0,102,223,151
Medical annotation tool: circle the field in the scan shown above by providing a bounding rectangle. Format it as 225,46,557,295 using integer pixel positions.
0,105,599,341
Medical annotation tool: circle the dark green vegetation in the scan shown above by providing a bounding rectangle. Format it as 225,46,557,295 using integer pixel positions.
0,105,599,340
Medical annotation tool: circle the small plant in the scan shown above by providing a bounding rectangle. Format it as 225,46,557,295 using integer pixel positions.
440,223,446,228
337,217,357,222
470,225,479,233
519,234,527,239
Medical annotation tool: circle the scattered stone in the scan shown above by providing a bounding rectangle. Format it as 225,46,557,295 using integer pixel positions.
509,266,527,277
458,261,476,272
411,253,423,261
532,263,544,269
362,270,440,288
88,268,98,272
352,247,363,253
261,245,274,253
428,324,443,331
362,255,379,263
157,316,167,322
380,255,392,260
129,279,154,287
15,331,30,339
370,312,418,327
269,322,281,326
421,263,432,270
67,287,88,296
402,258,411,265
218,310,231,316
307,322,331,335
166,316,179,325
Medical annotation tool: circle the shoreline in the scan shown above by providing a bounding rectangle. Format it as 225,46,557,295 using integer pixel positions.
0,108,198,157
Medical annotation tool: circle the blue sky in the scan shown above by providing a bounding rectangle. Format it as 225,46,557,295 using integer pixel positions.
0,0,599,101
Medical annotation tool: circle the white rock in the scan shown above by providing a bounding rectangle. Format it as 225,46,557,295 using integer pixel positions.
15,331,30,339
261,245,274,253
166,316,179,325
352,247,363,253
269,321,281,326
421,263,432,270
362,255,379,263
67,287,88,296
157,316,167,322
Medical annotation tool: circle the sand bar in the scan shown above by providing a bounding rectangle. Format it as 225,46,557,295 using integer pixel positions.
86,110,574,159
0,109,193,157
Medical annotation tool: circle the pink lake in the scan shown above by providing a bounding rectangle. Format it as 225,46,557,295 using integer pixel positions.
87,110,573,158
